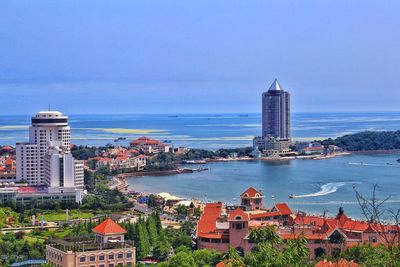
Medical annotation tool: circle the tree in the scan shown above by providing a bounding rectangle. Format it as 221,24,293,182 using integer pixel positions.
147,216,159,247
136,220,151,260
222,247,245,267
192,249,221,267
354,184,400,267
168,251,196,267
153,239,170,261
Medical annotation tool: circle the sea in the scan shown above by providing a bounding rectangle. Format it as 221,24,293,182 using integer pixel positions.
1,112,400,218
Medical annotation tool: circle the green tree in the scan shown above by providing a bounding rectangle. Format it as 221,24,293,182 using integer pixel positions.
222,247,245,267
147,216,159,247
168,251,196,267
192,249,221,267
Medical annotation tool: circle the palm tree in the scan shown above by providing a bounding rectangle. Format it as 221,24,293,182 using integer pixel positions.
222,247,245,267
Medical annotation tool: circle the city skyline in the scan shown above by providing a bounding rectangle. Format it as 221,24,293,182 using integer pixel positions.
1,1,400,114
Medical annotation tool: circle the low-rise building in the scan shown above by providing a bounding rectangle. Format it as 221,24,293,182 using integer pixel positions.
0,186,85,204
130,137,170,154
46,218,136,267
253,136,291,156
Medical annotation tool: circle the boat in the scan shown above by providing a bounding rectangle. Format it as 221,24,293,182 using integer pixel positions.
289,194,295,199
114,137,127,142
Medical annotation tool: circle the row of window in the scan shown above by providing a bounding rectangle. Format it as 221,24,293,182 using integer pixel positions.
79,252,133,263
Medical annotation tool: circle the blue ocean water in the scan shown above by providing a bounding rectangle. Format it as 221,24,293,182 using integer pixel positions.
1,112,400,149
128,154,400,218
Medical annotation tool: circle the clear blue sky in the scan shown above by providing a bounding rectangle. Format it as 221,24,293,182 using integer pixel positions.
0,0,399,114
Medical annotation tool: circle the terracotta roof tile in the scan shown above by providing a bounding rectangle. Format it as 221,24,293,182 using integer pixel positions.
240,187,263,198
92,218,126,235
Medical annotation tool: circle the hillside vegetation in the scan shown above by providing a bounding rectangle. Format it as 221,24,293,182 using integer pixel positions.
321,131,400,151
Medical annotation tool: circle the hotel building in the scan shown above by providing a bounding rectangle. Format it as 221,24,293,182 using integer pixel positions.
17,111,72,185
3,110,86,204
46,218,136,267
253,79,291,155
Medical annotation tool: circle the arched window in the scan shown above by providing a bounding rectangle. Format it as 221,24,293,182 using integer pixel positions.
235,216,243,220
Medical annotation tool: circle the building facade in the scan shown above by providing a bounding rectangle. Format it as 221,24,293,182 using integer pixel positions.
262,79,290,139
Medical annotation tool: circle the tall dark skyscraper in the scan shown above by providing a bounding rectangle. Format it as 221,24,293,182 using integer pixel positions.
262,79,291,139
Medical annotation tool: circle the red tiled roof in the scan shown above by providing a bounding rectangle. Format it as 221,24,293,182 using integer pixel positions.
280,232,328,240
240,187,263,198
92,218,126,235
1,146,13,150
249,211,281,219
197,203,223,236
228,208,250,221
0,166,5,171
274,203,292,216
315,259,359,267
136,155,149,159
5,158,13,165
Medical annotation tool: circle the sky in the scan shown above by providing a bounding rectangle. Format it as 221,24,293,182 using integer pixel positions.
0,0,399,114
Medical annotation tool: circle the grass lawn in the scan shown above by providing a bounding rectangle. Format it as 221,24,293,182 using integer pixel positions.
42,210,95,221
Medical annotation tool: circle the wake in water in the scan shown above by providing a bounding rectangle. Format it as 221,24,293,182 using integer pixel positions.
291,182,355,198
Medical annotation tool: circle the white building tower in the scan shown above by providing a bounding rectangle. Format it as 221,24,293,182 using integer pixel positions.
17,111,72,185
43,141,84,189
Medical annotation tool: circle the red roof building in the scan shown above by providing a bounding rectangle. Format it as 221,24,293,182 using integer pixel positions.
129,136,170,154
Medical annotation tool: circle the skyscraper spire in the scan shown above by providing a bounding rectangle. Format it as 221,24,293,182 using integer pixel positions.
268,78,282,91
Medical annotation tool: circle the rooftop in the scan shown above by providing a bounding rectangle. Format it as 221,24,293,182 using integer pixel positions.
92,218,127,235
49,237,132,253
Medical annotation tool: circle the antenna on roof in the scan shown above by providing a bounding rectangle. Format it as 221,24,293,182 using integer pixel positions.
48,104,51,111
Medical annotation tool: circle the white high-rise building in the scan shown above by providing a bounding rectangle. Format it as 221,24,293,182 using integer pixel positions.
16,111,74,186
43,141,84,189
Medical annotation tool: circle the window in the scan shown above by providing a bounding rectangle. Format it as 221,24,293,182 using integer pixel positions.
99,254,105,261
90,255,96,262
109,264,114,267
235,223,243,230
126,252,132,259
109,254,114,260
117,253,123,259
369,236,377,243
80,256,86,262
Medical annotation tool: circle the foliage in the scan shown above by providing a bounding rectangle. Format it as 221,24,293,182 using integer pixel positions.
223,247,245,267
321,130,400,151
168,251,197,267
243,226,309,267
0,232,45,265
192,249,222,267
71,145,98,160
343,245,400,267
